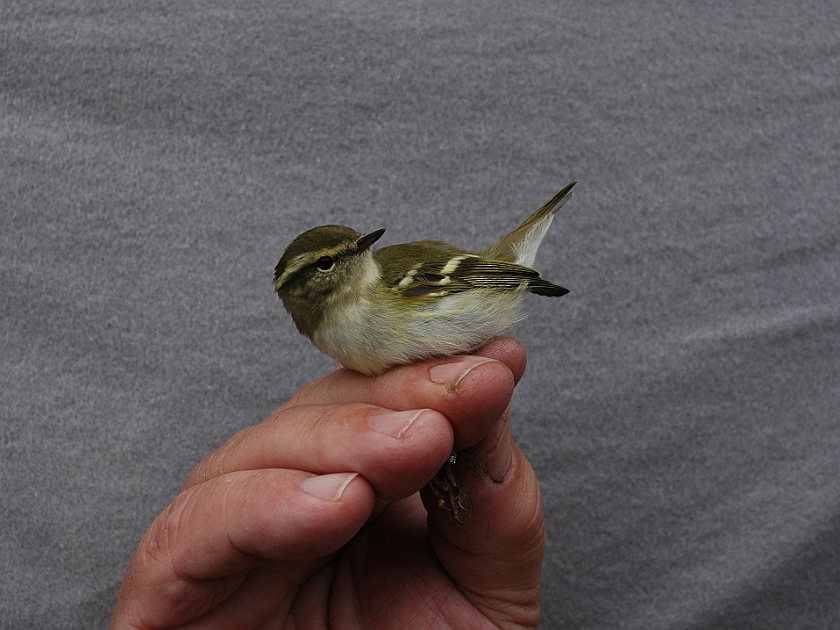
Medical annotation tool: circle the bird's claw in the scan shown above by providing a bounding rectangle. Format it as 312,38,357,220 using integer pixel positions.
426,452,473,524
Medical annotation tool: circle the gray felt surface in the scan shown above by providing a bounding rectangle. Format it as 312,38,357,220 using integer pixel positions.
2,1,840,628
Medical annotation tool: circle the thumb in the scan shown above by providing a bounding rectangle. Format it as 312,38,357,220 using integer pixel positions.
423,407,545,629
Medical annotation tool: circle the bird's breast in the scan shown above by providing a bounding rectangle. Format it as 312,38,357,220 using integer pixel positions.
312,288,528,375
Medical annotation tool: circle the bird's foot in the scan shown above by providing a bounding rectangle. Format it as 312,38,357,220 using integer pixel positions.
426,452,473,524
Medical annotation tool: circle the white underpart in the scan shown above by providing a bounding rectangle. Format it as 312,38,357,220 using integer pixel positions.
313,285,528,375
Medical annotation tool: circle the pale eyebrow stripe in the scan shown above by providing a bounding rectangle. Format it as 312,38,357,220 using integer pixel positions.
275,253,313,289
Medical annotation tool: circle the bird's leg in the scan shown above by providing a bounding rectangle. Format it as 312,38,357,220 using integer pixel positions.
426,452,473,524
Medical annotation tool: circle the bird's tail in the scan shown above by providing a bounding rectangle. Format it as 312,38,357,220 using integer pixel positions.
481,180,577,266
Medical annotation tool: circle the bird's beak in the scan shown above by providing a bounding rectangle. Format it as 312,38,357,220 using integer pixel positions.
355,229,385,253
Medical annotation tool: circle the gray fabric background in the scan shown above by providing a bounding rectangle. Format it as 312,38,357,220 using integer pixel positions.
2,1,839,628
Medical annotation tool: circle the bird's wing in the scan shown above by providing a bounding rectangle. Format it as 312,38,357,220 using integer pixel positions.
395,254,567,298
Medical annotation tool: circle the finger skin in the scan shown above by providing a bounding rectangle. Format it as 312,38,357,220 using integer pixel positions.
184,404,454,501
112,471,374,629
183,338,527,495
113,337,541,629
426,441,545,628
287,336,540,628
287,338,525,449
472,337,528,385
422,403,545,629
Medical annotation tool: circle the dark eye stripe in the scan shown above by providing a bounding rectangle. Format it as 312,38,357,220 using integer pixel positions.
276,253,340,291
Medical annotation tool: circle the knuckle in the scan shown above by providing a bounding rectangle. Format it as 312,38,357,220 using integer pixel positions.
190,428,249,484
142,500,189,578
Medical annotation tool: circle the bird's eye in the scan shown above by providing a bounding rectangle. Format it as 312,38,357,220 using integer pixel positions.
316,256,334,271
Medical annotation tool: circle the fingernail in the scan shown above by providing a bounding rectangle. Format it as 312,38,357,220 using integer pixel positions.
369,409,426,438
430,357,495,389
487,415,512,482
301,472,358,501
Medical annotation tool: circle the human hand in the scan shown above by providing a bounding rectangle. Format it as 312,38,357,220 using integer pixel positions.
111,337,545,629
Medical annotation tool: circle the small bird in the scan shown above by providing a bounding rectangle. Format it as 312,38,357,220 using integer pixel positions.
274,180,577,521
